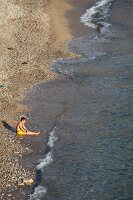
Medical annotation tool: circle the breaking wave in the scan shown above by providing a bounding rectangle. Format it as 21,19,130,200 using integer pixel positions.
81,0,115,32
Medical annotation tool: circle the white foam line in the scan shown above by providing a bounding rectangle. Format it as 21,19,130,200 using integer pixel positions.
36,127,57,170
28,185,47,200
80,0,115,29
36,151,53,170
51,52,106,68
47,127,57,148
28,127,57,200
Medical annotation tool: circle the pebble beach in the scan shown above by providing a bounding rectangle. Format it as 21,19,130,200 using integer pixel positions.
0,0,76,198
1,0,132,199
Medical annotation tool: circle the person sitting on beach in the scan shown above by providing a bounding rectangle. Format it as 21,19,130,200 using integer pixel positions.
16,117,40,136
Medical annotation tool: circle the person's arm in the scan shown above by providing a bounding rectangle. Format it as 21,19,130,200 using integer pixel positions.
22,124,28,132
19,123,27,132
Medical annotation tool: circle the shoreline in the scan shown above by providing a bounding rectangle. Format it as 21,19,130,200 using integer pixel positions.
24,1,93,199
0,0,78,198
14,1,133,199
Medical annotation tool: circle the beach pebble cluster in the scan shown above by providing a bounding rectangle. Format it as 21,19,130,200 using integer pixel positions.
0,131,34,195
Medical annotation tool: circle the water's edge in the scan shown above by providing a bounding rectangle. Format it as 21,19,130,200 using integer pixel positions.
26,0,133,199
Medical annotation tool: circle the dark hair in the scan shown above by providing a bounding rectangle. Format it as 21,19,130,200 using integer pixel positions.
21,117,27,121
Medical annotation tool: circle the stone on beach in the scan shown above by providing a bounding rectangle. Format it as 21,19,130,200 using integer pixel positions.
23,178,34,185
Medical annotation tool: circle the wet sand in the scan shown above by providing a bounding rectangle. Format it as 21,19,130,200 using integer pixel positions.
0,0,79,198
24,1,96,199
65,0,94,37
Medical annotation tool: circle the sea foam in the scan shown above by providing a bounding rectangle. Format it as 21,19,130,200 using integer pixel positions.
36,151,53,170
37,127,57,170
28,185,47,200
47,127,58,148
28,127,57,199
80,0,115,29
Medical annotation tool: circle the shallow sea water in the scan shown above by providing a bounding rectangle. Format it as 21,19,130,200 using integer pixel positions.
27,0,133,199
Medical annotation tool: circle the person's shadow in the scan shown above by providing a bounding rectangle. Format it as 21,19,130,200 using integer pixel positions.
2,121,16,133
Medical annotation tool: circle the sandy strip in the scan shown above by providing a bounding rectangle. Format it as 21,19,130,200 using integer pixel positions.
0,0,77,197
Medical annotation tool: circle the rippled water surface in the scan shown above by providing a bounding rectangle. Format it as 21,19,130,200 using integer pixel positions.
27,0,133,199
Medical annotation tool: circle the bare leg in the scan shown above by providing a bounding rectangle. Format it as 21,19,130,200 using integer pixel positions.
27,131,40,136
18,131,40,136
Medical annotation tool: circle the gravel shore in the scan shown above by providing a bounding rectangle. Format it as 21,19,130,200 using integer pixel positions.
0,131,35,199
0,0,76,198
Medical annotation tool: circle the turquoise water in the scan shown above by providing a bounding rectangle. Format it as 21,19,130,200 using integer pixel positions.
27,0,133,199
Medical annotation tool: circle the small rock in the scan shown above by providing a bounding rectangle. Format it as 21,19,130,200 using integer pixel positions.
6,184,11,188
23,178,33,185
22,62,28,65
17,177,24,186
7,47,14,50
0,82,5,88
